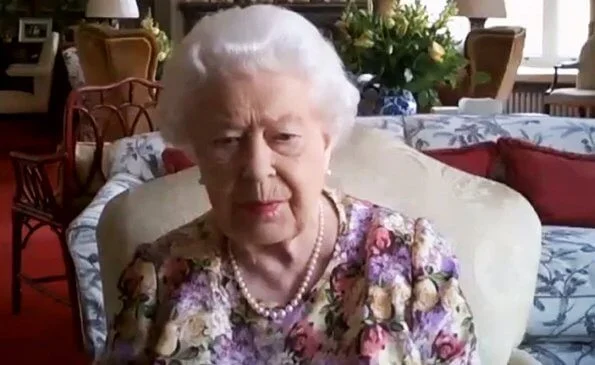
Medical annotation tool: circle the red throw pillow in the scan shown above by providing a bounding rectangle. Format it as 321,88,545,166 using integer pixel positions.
425,142,499,177
498,137,595,227
162,148,195,174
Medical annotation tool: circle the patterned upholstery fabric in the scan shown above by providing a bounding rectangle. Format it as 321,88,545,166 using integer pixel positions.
67,115,595,364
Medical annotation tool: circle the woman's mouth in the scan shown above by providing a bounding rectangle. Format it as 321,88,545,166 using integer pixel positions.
238,201,283,217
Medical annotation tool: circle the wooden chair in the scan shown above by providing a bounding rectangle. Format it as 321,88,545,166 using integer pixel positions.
10,77,162,351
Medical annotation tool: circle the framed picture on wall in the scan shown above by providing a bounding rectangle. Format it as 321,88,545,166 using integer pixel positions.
18,18,53,43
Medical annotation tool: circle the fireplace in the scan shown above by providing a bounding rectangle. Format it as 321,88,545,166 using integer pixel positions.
177,2,358,39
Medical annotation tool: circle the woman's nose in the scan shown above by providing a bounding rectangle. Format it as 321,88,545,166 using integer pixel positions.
241,134,275,180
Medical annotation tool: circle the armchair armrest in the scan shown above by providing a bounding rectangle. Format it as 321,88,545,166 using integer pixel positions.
66,172,144,355
555,60,579,69
9,151,65,164
9,151,66,215
6,63,52,77
547,60,580,94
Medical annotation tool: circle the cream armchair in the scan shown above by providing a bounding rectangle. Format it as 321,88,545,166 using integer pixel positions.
0,32,60,114
96,125,542,365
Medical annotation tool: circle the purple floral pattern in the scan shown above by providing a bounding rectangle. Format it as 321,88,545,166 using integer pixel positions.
100,194,478,364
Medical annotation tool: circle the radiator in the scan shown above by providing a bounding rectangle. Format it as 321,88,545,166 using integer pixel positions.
505,89,578,116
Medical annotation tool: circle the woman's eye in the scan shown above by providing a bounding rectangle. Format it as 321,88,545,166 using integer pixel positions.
274,133,298,142
213,137,241,146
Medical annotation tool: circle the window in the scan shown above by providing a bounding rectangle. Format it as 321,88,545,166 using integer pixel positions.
419,0,590,67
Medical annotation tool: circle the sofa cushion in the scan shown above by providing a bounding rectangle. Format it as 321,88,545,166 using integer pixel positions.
424,142,499,177
493,115,595,154
403,115,505,150
524,226,595,343
498,137,595,227
108,131,166,182
162,147,195,174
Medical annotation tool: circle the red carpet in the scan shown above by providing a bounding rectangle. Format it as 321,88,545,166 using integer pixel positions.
0,121,88,364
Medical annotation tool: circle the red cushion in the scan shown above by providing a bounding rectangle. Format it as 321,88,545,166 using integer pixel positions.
162,148,195,174
498,137,595,227
425,142,499,177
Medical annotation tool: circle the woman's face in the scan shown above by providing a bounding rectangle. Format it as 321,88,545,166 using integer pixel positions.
189,70,331,245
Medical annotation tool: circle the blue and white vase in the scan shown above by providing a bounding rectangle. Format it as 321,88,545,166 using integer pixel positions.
348,73,417,116
376,88,417,116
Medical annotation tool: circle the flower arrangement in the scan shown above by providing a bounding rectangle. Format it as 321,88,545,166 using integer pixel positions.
141,9,173,66
334,0,469,107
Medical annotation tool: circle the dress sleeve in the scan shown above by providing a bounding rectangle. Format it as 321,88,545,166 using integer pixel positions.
409,218,480,365
97,244,161,364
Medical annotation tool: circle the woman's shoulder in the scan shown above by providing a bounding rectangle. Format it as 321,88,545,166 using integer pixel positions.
133,212,223,265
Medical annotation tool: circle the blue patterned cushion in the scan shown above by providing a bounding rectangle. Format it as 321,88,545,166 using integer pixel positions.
108,131,166,181
524,226,595,342
520,342,595,365
403,115,507,150
403,114,595,154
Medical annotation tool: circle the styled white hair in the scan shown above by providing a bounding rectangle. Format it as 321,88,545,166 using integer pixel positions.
157,4,360,150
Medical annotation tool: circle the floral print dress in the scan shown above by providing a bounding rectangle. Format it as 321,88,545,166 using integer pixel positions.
99,194,479,365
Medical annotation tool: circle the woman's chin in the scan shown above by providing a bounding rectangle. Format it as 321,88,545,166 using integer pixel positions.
230,213,296,245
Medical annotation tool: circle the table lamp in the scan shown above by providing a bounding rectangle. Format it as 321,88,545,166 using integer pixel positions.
86,0,140,29
454,0,507,30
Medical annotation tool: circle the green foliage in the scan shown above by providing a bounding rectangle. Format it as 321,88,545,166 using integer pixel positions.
141,9,173,64
334,0,468,107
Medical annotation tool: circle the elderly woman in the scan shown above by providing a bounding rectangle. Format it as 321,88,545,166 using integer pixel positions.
100,4,479,364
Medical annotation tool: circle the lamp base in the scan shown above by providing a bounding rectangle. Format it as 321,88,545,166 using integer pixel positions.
469,18,487,30
109,19,120,29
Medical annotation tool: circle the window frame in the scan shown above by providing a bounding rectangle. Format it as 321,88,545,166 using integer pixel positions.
515,0,585,67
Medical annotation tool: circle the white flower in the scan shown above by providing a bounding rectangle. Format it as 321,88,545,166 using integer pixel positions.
413,278,439,312
404,68,413,83
152,27,160,36
158,52,167,62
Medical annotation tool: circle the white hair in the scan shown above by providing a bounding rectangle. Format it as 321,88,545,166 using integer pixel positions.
157,4,360,150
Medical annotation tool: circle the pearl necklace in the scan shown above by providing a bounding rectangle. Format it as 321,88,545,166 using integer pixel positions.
227,201,325,320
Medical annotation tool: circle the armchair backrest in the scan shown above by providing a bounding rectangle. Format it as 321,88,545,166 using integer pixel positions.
465,26,526,101
75,23,159,85
97,125,542,365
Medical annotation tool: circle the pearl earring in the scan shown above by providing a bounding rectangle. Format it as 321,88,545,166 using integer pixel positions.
326,169,332,176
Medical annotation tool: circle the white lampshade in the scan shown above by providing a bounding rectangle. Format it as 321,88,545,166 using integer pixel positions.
86,0,139,19
454,0,507,18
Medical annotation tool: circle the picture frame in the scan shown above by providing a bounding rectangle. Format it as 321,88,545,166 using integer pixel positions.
18,18,53,43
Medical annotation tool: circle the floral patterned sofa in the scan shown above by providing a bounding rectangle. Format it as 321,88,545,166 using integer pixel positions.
67,114,595,365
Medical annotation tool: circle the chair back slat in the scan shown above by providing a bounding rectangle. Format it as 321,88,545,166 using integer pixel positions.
62,77,162,208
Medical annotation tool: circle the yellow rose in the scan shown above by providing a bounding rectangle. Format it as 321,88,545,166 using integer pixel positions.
354,34,375,48
180,314,207,345
384,17,396,29
368,285,392,320
413,278,439,312
429,41,445,63
335,20,348,34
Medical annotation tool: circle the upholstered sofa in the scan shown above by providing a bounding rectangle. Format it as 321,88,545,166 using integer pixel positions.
68,114,595,365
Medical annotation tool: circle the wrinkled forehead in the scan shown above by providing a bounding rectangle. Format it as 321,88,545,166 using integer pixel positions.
184,70,324,131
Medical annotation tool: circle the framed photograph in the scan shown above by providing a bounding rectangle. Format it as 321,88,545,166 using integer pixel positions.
18,18,53,43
